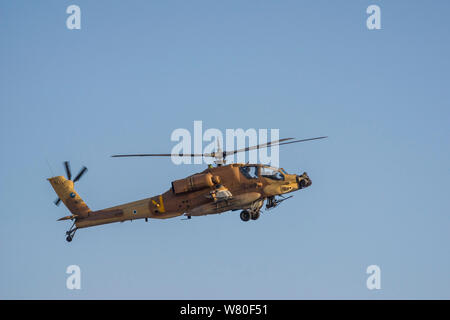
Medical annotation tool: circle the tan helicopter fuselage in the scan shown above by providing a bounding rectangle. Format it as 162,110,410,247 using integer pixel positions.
48,163,311,230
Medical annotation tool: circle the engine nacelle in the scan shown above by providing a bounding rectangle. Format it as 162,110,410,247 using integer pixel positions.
171,173,220,194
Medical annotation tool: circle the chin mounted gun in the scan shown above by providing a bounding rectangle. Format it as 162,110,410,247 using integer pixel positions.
265,195,293,210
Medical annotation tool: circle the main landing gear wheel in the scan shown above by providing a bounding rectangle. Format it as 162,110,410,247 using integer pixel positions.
240,210,251,222
251,211,260,220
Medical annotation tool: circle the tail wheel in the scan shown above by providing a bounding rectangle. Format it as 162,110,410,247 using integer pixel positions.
251,211,260,220
65,223,77,242
240,210,251,222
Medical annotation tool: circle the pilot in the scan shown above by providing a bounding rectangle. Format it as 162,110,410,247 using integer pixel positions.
241,166,252,179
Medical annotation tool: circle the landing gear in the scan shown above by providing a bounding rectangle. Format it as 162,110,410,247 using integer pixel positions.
65,221,77,242
240,209,260,221
240,210,251,222
251,211,260,220
240,199,263,222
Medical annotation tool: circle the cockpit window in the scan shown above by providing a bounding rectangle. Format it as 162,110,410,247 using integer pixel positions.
261,166,285,181
240,166,258,179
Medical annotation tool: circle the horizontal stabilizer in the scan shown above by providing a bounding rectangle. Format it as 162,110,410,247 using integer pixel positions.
57,214,79,221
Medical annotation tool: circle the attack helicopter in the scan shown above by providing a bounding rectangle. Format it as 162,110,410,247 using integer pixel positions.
48,136,326,242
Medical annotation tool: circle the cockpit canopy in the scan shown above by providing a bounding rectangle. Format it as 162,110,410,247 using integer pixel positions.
261,166,285,180
239,165,286,181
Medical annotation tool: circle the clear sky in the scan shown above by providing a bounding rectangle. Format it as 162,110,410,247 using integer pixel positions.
1,0,449,299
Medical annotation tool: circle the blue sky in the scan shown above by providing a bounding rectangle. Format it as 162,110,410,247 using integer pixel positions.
1,0,449,299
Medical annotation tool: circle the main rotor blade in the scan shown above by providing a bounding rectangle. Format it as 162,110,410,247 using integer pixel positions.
110,139,295,159
111,153,206,158
224,137,295,156
273,136,328,146
73,166,88,183
64,161,72,180
110,137,327,159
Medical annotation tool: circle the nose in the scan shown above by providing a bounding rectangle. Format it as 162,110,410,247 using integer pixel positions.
296,172,312,189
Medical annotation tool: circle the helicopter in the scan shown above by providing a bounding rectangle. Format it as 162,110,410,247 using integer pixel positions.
48,136,327,242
